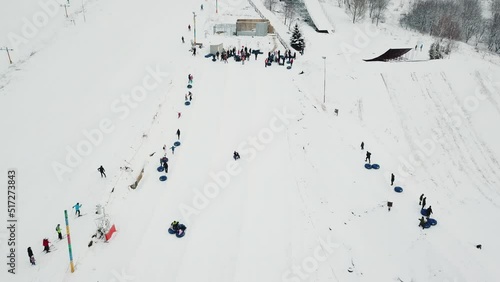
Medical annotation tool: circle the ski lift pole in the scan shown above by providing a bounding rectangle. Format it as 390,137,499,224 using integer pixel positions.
60,4,69,18
64,210,75,273
0,47,13,64
193,12,197,44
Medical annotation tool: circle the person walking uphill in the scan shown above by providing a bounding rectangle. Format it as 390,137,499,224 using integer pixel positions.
56,224,63,240
365,151,371,163
360,142,364,150
42,238,50,253
98,165,106,178
391,173,395,186
419,194,424,205
73,202,82,217
422,197,427,209
176,129,181,140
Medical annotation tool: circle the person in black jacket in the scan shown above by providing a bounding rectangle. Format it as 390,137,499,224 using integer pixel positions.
426,206,433,219
98,165,106,178
27,247,35,265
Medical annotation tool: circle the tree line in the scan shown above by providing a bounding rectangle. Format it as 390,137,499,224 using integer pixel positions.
401,0,500,53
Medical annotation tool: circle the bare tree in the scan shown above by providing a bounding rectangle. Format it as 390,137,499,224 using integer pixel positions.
368,0,376,19
346,0,368,23
372,0,389,26
487,0,500,52
474,19,489,46
460,0,482,43
283,0,297,30
265,0,279,11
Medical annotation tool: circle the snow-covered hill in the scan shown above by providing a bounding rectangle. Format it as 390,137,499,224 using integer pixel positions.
1,0,500,281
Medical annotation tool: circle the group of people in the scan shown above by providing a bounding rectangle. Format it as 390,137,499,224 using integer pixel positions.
265,49,296,67
360,141,436,230
418,194,433,229
28,222,66,265
169,220,187,236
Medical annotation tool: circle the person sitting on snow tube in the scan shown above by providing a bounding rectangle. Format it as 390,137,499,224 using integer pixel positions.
170,221,179,231
233,151,240,160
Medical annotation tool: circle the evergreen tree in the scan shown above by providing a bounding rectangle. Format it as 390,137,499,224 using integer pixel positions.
290,24,305,52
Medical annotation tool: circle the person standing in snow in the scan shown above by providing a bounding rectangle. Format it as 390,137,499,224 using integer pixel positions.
365,151,371,163
361,142,364,150
188,25,191,31
418,217,426,229
27,247,35,265
56,224,63,240
426,206,433,218
422,197,427,209
97,165,106,178
181,36,184,43
178,112,182,118
170,146,175,154
419,194,424,205
42,238,50,253
391,173,395,186
73,202,82,217
176,129,181,140
163,161,168,173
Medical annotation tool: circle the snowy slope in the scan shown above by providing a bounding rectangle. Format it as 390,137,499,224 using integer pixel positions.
1,0,500,281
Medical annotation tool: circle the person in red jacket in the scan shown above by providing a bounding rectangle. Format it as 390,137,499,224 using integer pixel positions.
42,238,50,253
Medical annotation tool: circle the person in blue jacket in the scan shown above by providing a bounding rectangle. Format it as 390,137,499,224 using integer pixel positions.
73,202,82,217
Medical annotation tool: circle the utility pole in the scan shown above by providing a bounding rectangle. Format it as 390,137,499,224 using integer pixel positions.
0,47,13,64
193,12,197,44
322,56,326,103
61,4,70,18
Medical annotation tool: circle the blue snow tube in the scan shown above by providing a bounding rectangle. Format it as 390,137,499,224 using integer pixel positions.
159,175,167,181
423,221,432,228
364,163,372,169
157,166,164,172
174,141,181,147
420,209,427,216
176,231,185,238
187,84,192,89
394,186,403,193
371,164,380,169
185,101,191,106
168,228,176,234
287,66,292,69
427,218,437,226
